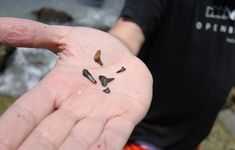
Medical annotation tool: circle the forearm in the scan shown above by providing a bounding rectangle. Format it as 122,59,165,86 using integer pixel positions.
108,18,145,56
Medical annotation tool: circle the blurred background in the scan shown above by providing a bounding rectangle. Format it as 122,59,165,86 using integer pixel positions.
0,0,235,149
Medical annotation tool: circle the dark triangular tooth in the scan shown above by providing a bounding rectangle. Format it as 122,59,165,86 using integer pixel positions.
107,78,115,82
116,66,126,73
99,75,107,86
99,75,115,87
103,87,110,93
82,69,97,84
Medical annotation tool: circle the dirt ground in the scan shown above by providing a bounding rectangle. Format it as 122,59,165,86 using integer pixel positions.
201,119,235,150
0,95,235,150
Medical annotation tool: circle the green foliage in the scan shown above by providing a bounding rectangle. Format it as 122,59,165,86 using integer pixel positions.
0,95,17,115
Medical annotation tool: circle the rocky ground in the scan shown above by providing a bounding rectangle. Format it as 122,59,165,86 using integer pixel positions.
201,118,235,150
0,95,235,150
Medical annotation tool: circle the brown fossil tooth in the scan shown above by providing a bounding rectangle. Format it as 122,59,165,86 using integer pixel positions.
94,50,103,66
99,75,115,87
116,66,126,73
82,69,97,84
103,87,110,93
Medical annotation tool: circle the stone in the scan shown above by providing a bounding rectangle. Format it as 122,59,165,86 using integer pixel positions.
0,46,16,73
223,87,235,109
0,48,57,96
32,6,73,24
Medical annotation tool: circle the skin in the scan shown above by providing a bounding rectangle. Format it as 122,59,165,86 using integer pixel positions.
108,18,145,56
0,17,152,150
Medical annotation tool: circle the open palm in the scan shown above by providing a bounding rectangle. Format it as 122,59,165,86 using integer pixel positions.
0,18,153,150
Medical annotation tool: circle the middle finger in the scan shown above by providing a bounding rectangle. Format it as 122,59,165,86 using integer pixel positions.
18,108,77,150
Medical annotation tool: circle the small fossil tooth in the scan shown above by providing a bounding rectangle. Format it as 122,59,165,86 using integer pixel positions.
82,69,97,84
94,50,103,66
99,75,115,87
103,87,110,93
116,66,126,73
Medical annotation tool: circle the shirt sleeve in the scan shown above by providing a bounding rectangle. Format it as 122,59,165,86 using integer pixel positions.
120,0,167,38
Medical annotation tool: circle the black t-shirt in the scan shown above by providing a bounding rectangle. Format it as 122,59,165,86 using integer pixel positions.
121,0,235,150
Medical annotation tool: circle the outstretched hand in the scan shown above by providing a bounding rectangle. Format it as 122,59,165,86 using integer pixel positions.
0,18,153,150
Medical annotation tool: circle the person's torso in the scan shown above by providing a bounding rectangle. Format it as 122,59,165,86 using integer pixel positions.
133,0,235,149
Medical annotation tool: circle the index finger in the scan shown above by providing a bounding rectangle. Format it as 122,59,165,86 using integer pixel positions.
0,82,55,149
0,17,71,51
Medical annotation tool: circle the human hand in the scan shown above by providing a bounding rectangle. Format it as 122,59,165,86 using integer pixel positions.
0,17,153,150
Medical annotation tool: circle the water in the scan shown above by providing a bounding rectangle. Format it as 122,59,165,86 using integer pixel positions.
0,0,125,96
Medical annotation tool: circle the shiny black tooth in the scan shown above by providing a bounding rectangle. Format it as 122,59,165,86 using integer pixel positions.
116,66,126,73
99,75,115,87
82,69,97,84
103,87,110,93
